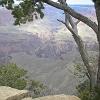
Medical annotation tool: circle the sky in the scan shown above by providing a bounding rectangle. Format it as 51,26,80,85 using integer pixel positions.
53,0,93,5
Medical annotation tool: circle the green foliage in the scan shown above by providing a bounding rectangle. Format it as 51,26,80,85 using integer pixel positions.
74,63,88,79
32,80,44,89
74,56,97,80
0,63,27,89
13,79,27,90
77,80,91,100
0,0,14,9
0,63,46,97
12,0,44,25
74,56,100,100
77,81,100,100
0,0,44,25
30,80,45,98
74,57,100,100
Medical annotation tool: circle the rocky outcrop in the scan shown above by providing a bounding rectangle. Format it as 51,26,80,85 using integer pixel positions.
0,86,29,100
23,94,80,100
0,86,80,100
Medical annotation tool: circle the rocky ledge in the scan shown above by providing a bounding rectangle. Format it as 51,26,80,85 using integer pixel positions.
0,86,80,100
0,86,29,100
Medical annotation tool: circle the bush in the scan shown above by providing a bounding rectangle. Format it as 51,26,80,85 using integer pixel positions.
76,80,91,100
74,58,100,100
28,80,45,98
77,80,100,100
0,63,27,90
0,63,46,98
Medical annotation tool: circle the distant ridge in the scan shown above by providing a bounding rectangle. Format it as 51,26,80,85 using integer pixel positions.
70,4,94,7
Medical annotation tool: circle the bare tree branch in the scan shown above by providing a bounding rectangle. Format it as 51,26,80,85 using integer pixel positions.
57,18,92,79
57,19,78,36
57,19,65,24
43,0,98,34
57,0,96,88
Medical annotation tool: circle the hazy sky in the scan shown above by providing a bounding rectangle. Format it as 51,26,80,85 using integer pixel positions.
53,0,93,5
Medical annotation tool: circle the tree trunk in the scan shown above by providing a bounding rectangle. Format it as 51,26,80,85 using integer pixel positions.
57,0,97,89
64,12,96,89
95,2,100,88
73,33,96,89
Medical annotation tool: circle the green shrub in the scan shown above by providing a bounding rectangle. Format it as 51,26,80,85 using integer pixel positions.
77,80,100,100
30,80,45,98
0,63,46,97
12,79,27,90
0,63,27,89
74,57,100,100
77,80,91,100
